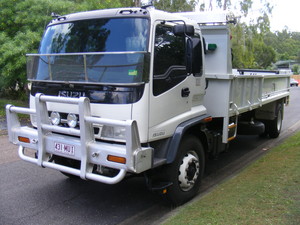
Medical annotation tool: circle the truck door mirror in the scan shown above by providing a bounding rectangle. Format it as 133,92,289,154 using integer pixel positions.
186,38,193,74
173,24,195,36
173,24,195,74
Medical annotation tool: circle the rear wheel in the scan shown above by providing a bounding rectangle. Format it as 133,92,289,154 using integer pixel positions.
267,103,283,138
163,135,205,205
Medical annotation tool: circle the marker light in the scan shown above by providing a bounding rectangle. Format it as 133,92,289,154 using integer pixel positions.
67,113,78,128
204,117,213,122
50,111,61,125
208,43,217,51
18,136,30,143
107,155,126,164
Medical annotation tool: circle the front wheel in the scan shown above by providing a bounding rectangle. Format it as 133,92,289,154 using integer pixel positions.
163,135,205,205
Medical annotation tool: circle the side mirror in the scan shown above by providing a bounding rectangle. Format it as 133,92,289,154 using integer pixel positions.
173,24,195,36
186,38,193,74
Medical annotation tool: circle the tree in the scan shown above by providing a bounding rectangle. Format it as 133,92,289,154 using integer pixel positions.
292,64,300,75
154,0,198,12
239,0,253,17
231,23,255,68
0,0,123,97
265,29,300,61
0,0,78,97
124,0,141,7
253,41,276,68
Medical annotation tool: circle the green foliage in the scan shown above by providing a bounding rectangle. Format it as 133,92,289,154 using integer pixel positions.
0,31,40,96
0,0,125,97
253,41,276,68
231,23,253,68
230,22,276,69
240,0,253,17
0,98,28,118
154,0,198,12
119,0,140,7
292,64,300,74
265,29,300,61
0,0,77,97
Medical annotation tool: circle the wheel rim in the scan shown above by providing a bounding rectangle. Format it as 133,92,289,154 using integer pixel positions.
277,109,282,131
178,151,200,192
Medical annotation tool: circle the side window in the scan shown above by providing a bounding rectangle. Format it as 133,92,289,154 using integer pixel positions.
153,24,187,96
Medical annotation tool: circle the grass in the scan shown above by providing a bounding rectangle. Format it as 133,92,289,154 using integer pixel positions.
163,132,300,225
0,98,29,119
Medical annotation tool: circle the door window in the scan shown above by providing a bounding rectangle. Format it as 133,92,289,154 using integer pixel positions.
153,24,187,96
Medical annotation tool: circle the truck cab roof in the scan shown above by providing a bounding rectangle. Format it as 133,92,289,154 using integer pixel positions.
48,7,200,29
49,7,151,26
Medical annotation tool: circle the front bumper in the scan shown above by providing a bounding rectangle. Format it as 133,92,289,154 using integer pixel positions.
6,94,153,184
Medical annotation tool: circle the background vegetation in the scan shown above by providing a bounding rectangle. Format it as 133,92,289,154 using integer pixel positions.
1,0,300,98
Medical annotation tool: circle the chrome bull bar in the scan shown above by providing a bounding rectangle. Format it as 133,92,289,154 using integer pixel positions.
6,93,153,184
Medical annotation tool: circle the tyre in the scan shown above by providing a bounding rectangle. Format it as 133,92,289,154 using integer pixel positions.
163,135,205,205
267,103,283,138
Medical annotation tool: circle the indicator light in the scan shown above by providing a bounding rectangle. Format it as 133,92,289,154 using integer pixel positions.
107,155,126,164
18,136,30,143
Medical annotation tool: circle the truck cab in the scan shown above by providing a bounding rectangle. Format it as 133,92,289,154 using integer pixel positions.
27,7,207,143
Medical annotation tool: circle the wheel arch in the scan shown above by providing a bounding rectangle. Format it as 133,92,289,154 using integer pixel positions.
254,98,285,138
255,98,285,121
165,115,210,164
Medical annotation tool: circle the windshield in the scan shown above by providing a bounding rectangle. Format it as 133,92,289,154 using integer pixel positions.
40,18,149,53
29,18,150,84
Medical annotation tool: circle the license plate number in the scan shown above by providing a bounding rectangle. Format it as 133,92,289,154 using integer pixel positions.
54,142,75,156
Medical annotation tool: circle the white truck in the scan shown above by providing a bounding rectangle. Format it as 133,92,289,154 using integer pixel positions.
6,6,290,205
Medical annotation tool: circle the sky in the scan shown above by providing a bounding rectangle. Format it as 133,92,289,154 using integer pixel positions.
199,0,300,32
270,0,300,32
245,0,300,32
141,0,299,31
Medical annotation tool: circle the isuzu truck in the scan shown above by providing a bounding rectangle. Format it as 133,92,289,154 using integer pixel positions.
6,6,290,205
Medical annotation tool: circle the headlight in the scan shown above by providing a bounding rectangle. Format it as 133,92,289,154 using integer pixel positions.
101,125,126,142
67,113,78,128
50,111,61,125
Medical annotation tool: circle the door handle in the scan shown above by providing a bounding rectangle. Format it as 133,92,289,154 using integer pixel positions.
181,87,190,97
